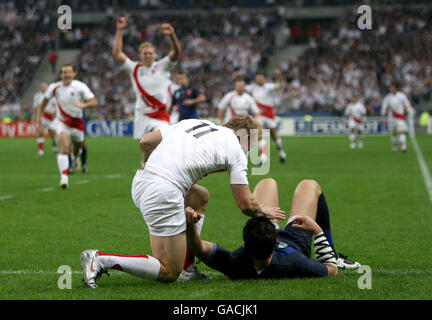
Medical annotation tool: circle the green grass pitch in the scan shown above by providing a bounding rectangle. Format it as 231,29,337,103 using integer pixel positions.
0,135,431,300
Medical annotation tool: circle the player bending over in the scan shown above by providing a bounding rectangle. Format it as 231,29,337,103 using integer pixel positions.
80,115,285,288
185,178,361,280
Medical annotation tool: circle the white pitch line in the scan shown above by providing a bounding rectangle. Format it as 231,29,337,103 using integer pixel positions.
411,137,432,205
0,195,13,201
1,269,431,276
75,180,89,185
38,187,55,192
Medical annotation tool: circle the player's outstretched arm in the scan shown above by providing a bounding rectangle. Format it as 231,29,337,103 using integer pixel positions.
75,97,98,109
113,14,129,66
158,23,181,62
230,184,285,220
185,207,214,261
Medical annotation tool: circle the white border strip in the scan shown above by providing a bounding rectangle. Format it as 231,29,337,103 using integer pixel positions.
411,137,432,205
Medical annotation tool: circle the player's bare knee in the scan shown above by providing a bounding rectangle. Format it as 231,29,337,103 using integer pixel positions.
299,179,321,195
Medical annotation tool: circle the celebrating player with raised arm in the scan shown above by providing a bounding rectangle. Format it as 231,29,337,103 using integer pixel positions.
112,14,181,165
245,69,287,163
80,115,285,288
37,64,98,188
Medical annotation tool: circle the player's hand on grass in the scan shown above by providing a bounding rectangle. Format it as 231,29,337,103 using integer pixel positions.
291,216,322,235
158,23,175,35
262,207,285,220
116,14,129,30
185,207,202,225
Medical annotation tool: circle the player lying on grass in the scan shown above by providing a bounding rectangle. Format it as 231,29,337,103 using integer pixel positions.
80,115,285,288
185,178,361,279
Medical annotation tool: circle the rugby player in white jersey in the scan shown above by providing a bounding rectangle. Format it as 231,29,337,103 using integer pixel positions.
167,71,181,124
245,69,287,163
37,64,98,188
381,84,413,152
112,14,181,165
33,82,58,156
80,115,285,288
218,80,260,125
344,95,367,149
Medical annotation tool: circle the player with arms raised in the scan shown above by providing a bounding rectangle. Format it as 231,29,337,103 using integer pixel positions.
245,69,287,163
37,64,98,188
381,83,414,152
112,14,181,164
344,95,367,149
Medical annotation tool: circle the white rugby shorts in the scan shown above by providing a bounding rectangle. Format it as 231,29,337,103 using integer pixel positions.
131,170,186,237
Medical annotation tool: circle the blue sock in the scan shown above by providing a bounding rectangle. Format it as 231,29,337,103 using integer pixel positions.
316,193,338,258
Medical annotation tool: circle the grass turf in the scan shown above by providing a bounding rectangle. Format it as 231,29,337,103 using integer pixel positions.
0,135,431,300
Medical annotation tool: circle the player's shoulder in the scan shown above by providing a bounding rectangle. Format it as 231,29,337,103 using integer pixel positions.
71,79,87,88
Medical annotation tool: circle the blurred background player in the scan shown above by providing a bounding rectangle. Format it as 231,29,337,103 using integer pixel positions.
33,82,58,157
167,72,181,124
344,95,367,149
245,69,286,163
37,64,98,188
170,72,206,122
381,83,414,153
218,80,260,125
112,14,181,165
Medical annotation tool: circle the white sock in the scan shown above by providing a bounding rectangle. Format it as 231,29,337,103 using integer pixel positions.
195,214,205,235
391,136,398,149
259,139,267,156
399,134,407,150
98,252,161,281
276,138,283,149
349,133,356,144
57,154,69,176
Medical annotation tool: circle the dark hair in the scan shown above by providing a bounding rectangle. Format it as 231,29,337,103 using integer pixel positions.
60,63,76,72
243,217,277,260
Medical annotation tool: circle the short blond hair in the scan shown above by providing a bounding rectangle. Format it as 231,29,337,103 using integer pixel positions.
139,42,156,53
224,115,260,136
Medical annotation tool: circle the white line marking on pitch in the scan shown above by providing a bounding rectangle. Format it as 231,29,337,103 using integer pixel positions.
75,180,89,185
38,187,55,192
411,137,432,205
0,195,13,201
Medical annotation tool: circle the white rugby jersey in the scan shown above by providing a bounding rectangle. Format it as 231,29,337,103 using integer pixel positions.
122,56,175,121
345,102,366,123
45,80,95,130
218,91,259,123
168,81,181,112
245,82,280,119
381,91,412,120
143,119,249,194
33,92,45,110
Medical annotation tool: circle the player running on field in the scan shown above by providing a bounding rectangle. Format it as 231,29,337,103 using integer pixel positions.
217,80,260,126
80,115,285,288
112,14,181,165
37,64,98,188
245,69,287,163
185,178,361,280
33,82,58,157
381,83,414,153
344,95,367,149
